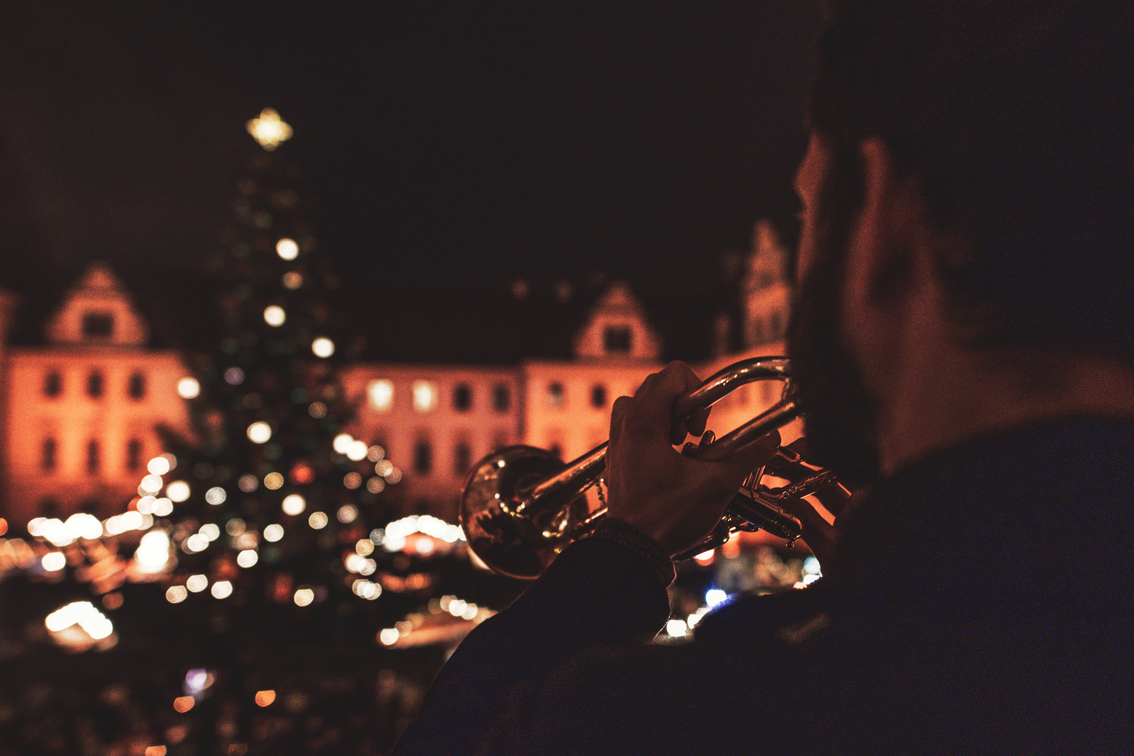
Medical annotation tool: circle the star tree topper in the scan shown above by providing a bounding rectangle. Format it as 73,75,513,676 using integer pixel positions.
246,108,293,151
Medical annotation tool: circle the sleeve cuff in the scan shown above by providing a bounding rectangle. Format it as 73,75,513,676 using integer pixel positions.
583,517,676,586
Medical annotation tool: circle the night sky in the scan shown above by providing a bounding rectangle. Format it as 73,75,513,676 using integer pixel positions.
1,1,821,298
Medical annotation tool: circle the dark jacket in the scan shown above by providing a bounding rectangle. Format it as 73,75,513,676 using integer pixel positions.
395,418,1134,754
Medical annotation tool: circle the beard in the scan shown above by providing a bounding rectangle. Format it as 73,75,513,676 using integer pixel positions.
786,157,882,487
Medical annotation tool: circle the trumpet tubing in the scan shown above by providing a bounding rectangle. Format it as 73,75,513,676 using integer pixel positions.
460,356,831,579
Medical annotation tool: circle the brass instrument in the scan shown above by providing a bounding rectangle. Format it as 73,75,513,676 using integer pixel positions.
460,357,838,579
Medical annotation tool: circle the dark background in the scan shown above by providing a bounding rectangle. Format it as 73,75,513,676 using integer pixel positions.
0,1,821,299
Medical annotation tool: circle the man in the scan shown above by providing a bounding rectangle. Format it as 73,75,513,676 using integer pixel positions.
395,2,1134,753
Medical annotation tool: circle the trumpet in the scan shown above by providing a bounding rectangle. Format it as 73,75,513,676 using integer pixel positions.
460,357,839,579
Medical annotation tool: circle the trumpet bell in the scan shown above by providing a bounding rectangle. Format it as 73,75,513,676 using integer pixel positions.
461,445,590,579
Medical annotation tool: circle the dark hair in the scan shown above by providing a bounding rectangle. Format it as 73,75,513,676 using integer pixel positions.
808,1,1134,356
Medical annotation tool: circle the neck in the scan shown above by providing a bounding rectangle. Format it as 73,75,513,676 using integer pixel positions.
877,312,1134,477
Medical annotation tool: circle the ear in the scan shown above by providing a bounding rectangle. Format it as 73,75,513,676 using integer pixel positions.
851,138,926,304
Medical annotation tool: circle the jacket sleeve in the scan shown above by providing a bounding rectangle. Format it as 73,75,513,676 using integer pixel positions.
392,536,672,755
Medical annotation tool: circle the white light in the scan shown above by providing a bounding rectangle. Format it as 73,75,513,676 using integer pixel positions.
237,550,258,568
246,108,293,151
199,523,221,541
263,305,286,327
152,498,174,517
135,531,171,573
45,601,113,641
347,440,368,461
312,337,335,358
140,475,164,494
184,534,208,553
412,381,437,413
308,512,328,530
352,580,382,600
137,495,156,514
166,586,188,604
281,494,306,516
148,457,172,476
666,619,689,637
65,513,103,541
705,588,729,608
294,588,315,607
186,574,208,593
205,487,227,506
337,505,358,524
247,422,272,444
263,524,284,542
211,581,233,599
379,628,400,646
177,377,201,399
41,518,72,547
41,552,66,572
276,238,299,260
368,380,394,411
333,433,353,454
166,481,191,503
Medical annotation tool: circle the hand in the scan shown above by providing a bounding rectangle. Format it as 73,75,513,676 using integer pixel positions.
776,438,863,572
605,361,781,557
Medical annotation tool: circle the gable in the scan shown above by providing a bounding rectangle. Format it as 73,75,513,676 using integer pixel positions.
44,262,150,347
571,281,662,361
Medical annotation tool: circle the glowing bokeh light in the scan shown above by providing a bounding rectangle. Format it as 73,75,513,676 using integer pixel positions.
166,481,191,502
148,457,172,476
247,421,272,444
263,305,286,327
281,494,306,516
246,108,292,151
275,238,299,260
177,377,200,399
311,337,335,358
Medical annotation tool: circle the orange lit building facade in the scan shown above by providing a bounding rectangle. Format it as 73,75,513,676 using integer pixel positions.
0,222,792,529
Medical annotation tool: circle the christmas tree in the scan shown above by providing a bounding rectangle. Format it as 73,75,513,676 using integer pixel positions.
127,108,402,640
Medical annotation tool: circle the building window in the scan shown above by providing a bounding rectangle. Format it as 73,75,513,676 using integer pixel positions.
368,379,394,412
126,438,143,472
43,371,62,398
413,439,433,475
128,372,146,400
454,440,472,476
590,384,607,409
87,440,100,475
412,380,437,413
546,381,565,408
492,383,511,412
41,438,57,473
87,371,104,399
453,383,472,412
81,312,114,339
603,325,632,354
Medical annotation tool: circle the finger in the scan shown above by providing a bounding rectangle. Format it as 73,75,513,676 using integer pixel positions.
630,362,702,440
609,395,631,449
684,407,710,440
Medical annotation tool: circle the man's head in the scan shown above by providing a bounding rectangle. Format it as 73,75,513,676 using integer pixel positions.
788,1,1134,482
